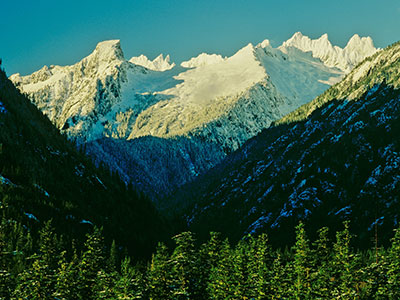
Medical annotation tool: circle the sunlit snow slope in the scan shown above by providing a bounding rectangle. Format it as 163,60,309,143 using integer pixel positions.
9,33,377,197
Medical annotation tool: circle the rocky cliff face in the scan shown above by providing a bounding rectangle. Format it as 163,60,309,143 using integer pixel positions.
9,33,377,199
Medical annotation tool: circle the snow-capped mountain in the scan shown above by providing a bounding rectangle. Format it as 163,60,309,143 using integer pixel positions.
281,32,377,72
129,54,175,71
181,53,226,68
177,40,400,246
9,33,377,198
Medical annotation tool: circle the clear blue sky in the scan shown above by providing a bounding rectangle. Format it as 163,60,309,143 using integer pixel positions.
1,0,399,75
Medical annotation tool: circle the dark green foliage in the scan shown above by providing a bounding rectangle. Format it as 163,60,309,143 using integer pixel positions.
292,222,313,299
169,42,400,251
0,68,170,260
207,238,235,299
177,82,400,250
78,227,106,299
387,228,400,299
170,231,199,299
2,218,400,299
147,243,171,300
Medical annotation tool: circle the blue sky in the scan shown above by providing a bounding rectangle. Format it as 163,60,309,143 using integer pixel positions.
1,0,399,75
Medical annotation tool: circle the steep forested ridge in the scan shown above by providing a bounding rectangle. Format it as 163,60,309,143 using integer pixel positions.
170,41,400,248
0,67,169,259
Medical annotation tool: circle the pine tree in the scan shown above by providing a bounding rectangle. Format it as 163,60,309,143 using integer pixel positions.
360,248,388,299
114,257,137,299
331,221,358,299
107,240,119,272
95,269,117,299
39,220,59,270
129,264,147,299
13,255,53,300
207,238,235,299
0,220,13,299
270,251,291,299
170,231,197,300
232,238,250,298
78,226,105,300
54,250,79,300
292,222,313,299
147,242,171,300
13,221,59,299
248,233,273,299
312,227,332,299
387,227,400,299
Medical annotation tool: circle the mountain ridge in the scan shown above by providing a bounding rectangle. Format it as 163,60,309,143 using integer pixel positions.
174,40,400,246
9,32,377,198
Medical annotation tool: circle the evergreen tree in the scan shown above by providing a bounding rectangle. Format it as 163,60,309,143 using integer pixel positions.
114,257,137,299
0,220,13,299
195,231,227,299
359,248,388,299
13,255,53,300
387,227,400,300
78,226,105,300
248,233,273,299
232,238,250,298
13,221,58,299
207,238,235,299
270,251,291,299
39,220,59,270
331,221,358,299
147,242,171,300
129,264,147,299
312,227,332,299
292,222,313,299
170,231,197,299
95,269,117,299
54,250,79,300
107,240,119,272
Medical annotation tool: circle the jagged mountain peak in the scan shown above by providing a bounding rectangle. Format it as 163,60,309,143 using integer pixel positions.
278,40,400,126
281,32,334,54
280,32,377,72
318,33,329,40
257,39,272,49
345,34,375,53
230,43,256,61
91,40,125,60
129,53,175,71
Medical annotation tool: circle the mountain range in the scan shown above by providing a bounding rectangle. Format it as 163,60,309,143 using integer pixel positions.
2,30,400,300
9,32,377,199
175,39,400,247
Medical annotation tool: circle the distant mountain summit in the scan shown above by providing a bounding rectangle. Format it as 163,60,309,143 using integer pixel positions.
9,33,377,198
129,54,175,71
281,32,377,72
181,53,226,68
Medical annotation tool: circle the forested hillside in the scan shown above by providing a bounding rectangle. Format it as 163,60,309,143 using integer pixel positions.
169,41,400,249
0,67,170,260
